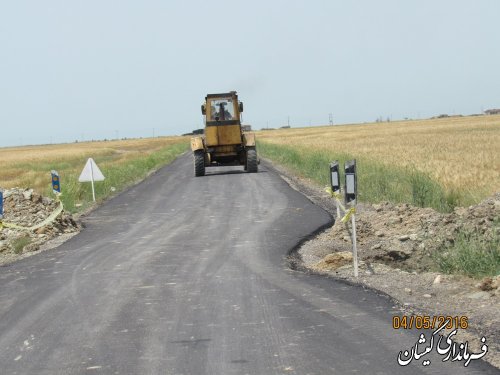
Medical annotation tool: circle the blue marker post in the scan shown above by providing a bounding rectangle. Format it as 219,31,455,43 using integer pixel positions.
51,170,61,198
0,189,4,221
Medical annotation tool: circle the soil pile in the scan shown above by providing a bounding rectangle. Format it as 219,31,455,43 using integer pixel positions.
298,193,499,367
0,188,80,259
314,193,499,273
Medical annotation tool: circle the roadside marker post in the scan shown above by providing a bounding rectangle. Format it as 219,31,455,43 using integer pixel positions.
51,170,61,197
329,161,341,219
326,160,359,278
344,160,358,278
344,160,357,206
0,189,4,221
78,158,105,202
351,212,358,278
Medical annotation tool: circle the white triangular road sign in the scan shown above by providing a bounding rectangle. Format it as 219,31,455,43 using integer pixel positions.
78,158,105,182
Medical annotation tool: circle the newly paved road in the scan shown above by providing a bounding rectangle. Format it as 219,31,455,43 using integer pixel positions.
0,154,496,374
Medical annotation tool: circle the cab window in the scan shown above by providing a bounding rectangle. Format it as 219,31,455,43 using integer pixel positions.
209,99,235,121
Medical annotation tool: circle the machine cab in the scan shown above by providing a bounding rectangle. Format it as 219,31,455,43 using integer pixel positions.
201,91,243,126
201,91,244,147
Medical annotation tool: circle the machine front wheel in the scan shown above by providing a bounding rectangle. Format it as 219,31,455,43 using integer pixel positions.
246,148,258,173
194,150,205,177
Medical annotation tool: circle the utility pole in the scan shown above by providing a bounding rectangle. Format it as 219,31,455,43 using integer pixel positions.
329,113,333,126
153,128,155,138
287,116,290,127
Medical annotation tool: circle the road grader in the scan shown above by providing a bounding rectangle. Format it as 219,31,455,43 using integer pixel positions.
190,91,258,176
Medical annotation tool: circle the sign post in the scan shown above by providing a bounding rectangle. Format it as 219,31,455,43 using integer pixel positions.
344,160,357,206
345,160,358,278
78,158,105,201
0,189,3,221
330,161,341,218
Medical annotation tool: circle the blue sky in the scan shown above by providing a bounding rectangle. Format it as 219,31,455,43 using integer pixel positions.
1,0,499,146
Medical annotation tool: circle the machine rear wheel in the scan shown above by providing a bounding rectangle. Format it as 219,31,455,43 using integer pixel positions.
246,148,258,173
194,150,205,177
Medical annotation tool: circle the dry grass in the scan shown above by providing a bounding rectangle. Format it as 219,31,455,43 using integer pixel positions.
257,115,500,201
0,137,185,165
0,137,189,209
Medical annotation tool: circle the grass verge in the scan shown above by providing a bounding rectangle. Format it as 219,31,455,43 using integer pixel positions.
258,141,468,212
432,224,500,278
38,142,189,213
12,235,31,254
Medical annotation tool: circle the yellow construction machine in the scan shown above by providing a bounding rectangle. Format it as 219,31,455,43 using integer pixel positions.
190,91,258,176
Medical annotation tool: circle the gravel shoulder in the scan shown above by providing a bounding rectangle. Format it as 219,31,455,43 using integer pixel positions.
262,158,500,369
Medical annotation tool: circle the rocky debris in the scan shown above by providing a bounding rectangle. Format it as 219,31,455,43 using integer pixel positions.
297,193,500,368
433,274,442,285
313,251,352,270
478,276,500,291
306,193,499,290
315,193,499,273
0,188,80,260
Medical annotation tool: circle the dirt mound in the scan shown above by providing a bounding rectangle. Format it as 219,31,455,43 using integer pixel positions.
297,193,499,367
318,193,499,273
313,251,353,271
0,188,80,261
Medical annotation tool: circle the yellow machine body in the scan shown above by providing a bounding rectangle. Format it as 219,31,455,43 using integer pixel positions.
190,91,258,176
205,124,242,147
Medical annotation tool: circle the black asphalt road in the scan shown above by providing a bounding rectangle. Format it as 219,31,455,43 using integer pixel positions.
0,154,497,374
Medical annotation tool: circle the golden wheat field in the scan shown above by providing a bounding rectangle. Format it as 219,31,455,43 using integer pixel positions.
257,115,500,198
0,136,189,194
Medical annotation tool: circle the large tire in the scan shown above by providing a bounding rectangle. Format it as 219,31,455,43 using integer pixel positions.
246,148,258,173
194,150,205,177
